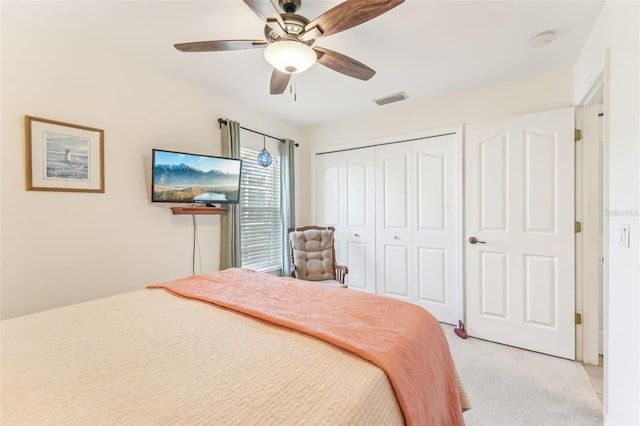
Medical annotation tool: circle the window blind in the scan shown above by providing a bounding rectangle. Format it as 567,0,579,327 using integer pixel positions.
239,148,283,272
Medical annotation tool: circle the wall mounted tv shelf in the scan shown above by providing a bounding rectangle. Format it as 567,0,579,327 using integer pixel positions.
171,206,226,215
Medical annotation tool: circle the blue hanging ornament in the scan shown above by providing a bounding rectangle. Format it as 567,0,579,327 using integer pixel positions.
257,135,272,167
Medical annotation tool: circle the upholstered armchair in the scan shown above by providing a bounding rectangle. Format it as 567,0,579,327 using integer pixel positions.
287,226,349,287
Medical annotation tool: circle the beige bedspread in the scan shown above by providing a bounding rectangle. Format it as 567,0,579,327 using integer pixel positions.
150,268,467,425
1,288,404,425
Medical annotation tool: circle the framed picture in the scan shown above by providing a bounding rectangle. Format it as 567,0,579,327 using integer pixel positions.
25,116,104,193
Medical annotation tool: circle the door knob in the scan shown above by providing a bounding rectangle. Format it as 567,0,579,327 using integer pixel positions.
393,235,400,240
468,236,486,244
354,233,360,237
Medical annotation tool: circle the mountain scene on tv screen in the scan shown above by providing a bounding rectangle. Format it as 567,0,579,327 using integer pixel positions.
153,163,239,202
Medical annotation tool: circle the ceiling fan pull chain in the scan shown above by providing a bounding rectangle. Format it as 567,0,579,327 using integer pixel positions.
288,74,297,102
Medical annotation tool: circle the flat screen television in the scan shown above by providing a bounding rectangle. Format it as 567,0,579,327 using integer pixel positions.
151,149,242,205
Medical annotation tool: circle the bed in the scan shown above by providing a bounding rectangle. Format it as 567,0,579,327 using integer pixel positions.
1,268,469,425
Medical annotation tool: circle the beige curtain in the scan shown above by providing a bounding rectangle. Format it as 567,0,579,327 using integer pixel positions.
220,120,241,269
280,139,296,276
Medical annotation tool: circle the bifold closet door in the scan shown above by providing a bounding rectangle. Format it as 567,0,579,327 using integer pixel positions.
375,134,461,325
315,148,376,293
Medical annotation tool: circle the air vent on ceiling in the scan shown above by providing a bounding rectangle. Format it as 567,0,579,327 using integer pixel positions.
374,92,408,106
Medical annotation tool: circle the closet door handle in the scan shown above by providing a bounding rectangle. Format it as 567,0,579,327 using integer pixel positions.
468,237,486,244
354,233,360,238
393,235,400,240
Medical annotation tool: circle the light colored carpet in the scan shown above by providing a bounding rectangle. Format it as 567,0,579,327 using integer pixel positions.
443,325,603,426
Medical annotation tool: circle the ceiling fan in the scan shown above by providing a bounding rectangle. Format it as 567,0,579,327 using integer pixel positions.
174,0,404,95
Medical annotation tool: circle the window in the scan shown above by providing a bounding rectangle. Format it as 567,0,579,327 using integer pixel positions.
239,147,283,272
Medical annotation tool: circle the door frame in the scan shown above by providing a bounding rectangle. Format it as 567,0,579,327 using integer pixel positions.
575,73,606,366
310,126,465,323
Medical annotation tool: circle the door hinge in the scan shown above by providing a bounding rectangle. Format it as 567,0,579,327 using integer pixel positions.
575,313,582,325
575,221,582,233
575,129,582,141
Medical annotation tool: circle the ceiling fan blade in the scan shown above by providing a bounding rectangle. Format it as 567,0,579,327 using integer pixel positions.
174,40,268,52
305,0,404,38
270,69,291,94
314,47,375,81
243,0,286,30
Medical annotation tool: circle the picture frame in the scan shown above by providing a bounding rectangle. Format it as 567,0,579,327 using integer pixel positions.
25,116,104,193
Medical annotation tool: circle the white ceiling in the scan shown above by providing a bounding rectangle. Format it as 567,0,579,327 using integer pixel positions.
21,0,604,127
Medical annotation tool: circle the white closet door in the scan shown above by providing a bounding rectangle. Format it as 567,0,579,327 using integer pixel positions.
376,134,461,324
465,107,575,359
316,148,376,293
375,145,414,302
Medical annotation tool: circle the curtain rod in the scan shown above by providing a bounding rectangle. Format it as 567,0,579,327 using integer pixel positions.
218,118,299,147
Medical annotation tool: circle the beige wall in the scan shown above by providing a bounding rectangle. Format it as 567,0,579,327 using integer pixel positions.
0,4,301,319
297,68,574,225
574,1,640,424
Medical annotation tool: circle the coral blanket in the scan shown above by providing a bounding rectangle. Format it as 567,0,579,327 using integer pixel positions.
148,268,466,426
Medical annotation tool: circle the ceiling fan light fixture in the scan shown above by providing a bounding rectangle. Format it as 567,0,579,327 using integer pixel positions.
264,40,317,74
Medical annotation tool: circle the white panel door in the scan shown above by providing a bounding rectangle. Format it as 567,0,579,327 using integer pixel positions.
315,155,341,229
315,148,376,293
414,135,461,324
376,145,413,302
376,134,461,324
465,107,575,359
